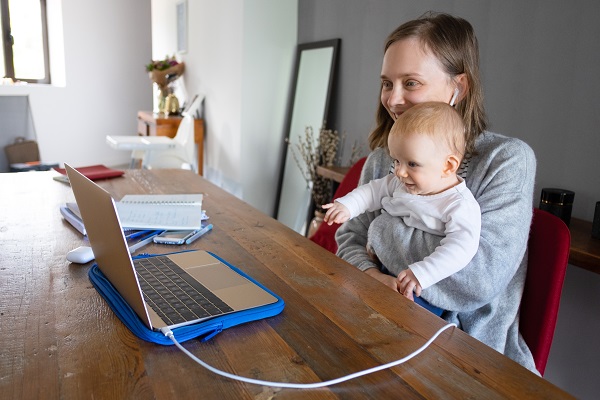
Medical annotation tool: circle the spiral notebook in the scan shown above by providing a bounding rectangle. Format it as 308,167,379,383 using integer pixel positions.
114,194,204,230
119,194,203,205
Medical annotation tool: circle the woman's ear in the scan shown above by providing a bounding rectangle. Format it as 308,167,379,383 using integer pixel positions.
443,154,461,177
454,73,469,102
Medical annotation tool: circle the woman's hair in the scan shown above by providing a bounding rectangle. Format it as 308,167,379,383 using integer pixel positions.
369,11,487,154
390,102,466,160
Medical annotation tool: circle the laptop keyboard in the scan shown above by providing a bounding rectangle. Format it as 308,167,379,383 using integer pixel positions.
134,255,234,326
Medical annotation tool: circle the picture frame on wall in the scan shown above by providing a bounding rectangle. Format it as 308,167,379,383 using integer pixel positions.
176,0,188,54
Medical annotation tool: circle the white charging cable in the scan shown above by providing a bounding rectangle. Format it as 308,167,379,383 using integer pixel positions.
162,322,456,389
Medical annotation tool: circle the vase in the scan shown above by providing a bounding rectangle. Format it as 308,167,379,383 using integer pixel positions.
307,210,325,238
153,83,168,114
157,92,167,114
165,93,180,115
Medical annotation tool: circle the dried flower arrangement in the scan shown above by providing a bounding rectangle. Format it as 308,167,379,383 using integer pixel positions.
290,125,342,212
146,55,185,98
146,55,180,72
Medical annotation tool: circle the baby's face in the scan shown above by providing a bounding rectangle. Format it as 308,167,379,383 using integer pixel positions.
388,132,453,196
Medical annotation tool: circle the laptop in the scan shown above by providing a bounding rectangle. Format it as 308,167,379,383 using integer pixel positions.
65,163,279,331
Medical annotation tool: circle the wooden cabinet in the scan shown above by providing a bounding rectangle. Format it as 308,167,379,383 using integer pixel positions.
569,218,600,274
136,111,204,175
316,165,350,183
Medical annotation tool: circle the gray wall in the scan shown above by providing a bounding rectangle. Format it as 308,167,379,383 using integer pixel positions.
299,0,600,221
298,1,600,398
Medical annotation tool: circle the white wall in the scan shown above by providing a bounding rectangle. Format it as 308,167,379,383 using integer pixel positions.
0,0,152,168
1,0,295,216
151,0,297,216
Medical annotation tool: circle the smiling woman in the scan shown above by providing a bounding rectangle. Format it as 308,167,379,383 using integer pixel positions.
0,0,50,83
335,11,539,374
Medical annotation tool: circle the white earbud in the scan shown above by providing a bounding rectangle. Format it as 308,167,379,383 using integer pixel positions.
449,88,460,107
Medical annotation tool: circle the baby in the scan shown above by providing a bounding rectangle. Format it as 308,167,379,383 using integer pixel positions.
323,102,481,313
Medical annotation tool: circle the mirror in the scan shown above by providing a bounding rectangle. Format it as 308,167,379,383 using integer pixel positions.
275,39,340,235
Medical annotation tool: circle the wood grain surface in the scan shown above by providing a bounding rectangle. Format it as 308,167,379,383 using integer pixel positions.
0,170,573,399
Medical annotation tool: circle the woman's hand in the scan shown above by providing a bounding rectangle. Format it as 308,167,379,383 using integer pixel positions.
364,268,400,292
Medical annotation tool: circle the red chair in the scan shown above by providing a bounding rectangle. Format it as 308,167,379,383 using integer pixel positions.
310,157,366,253
520,208,571,375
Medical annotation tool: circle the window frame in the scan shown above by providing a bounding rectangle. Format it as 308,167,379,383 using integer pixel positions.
1,0,51,84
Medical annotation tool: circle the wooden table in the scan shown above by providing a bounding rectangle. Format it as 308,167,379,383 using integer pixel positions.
568,217,600,274
137,111,205,175
316,165,350,184
0,170,572,399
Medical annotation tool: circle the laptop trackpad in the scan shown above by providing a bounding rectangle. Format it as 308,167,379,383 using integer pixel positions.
187,263,249,290
168,251,278,311
168,251,249,290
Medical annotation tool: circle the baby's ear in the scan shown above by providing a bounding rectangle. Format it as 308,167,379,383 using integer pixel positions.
442,154,461,177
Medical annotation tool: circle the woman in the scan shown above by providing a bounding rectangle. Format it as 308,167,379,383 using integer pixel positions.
335,12,538,373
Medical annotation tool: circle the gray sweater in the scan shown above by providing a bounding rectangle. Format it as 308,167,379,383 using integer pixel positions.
336,131,538,373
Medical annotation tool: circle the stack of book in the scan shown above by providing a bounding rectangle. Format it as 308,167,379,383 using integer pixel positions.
60,194,208,235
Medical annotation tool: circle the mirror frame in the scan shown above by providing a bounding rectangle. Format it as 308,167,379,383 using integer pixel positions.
274,39,340,235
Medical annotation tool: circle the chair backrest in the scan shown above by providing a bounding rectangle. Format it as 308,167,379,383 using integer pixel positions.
520,208,570,375
171,114,195,159
142,115,196,171
174,95,202,167
143,96,201,172
309,157,367,253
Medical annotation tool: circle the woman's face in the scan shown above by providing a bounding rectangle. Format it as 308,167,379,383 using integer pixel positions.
380,37,455,121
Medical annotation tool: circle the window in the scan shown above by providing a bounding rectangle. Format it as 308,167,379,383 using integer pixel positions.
1,0,50,84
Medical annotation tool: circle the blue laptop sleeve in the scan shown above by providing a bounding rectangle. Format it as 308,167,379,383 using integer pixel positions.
88,251,285,345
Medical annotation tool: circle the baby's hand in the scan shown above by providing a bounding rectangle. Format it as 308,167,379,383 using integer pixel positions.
396,269,422,301
322,202,351,225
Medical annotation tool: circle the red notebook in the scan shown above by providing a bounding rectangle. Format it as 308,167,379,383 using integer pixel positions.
54,165,125,181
